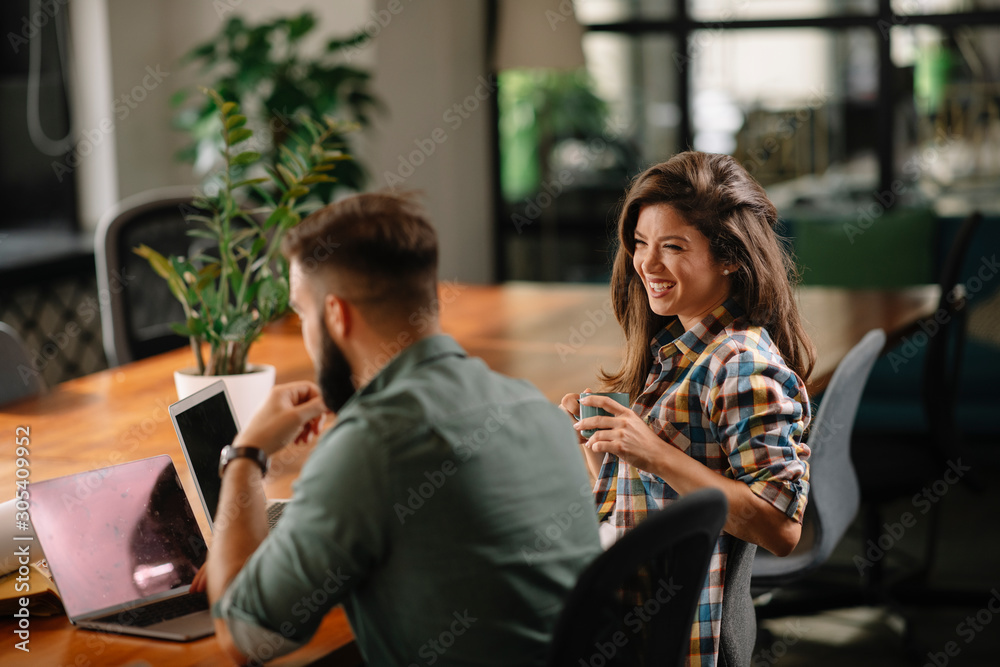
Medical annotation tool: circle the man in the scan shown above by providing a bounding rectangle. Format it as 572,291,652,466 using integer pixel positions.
202,192,601,665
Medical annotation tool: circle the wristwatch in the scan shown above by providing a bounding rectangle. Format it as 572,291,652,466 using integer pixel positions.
218,445,269,478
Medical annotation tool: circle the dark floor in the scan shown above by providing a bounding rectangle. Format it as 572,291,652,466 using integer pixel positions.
752,440,1000,666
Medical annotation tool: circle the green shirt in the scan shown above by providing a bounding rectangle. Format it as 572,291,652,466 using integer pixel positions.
215,334,601,665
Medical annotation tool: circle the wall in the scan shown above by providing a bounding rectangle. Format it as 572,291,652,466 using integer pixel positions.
369,0,494,283
86,0,493,283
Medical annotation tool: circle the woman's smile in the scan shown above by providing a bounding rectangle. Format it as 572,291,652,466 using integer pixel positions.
633,204,732,330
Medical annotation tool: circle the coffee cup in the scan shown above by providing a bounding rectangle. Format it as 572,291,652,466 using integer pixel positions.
579,392,630,438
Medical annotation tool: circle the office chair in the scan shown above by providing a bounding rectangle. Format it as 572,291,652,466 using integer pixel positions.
95,186,205,367
751,328,886,618
546,488,728,667
0,322,46,405
719,537,757,667
851,211,985,604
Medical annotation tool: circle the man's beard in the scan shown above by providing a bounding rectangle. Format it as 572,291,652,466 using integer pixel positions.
318,333,357,413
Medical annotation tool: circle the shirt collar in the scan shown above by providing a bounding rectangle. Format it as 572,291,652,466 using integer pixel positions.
650,298,744,364
341,334,467,410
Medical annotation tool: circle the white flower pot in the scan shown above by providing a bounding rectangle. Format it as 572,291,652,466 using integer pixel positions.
173,364,276,430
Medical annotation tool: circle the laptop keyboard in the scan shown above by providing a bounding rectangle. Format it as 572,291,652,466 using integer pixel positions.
267,502,286,527
91,592,209,628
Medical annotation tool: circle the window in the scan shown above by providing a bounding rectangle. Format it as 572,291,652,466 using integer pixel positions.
495,0,1000,281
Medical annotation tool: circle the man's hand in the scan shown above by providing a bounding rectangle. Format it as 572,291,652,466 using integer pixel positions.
233,381,328,456
191,562,208,594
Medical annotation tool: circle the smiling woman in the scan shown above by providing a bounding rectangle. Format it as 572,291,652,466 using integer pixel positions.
632,204,736,331
561,151,816,667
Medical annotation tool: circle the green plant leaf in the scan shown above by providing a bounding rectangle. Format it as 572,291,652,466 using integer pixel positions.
170,321,192,337
183,213,218,226
190,253,220,265
227,264,244,299
264,167,288,193
285,185,309,200
231,150,261,166
287,12,316,40
232,176,268,188
279,144,308,174
221,101,239,116
276,164,298,185
300,174,337,185
265,206,292,229
196,265,221,290
250,185,277,208
220,312,255,341
247,236,266,256
228,128,253,145
225,114,248,130
186,42,216,62
134,244,191,307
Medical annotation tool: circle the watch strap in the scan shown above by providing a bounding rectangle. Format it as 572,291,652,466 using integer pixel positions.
219,445,268,478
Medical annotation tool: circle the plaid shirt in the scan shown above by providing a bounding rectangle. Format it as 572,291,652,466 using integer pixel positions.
594,299,810,666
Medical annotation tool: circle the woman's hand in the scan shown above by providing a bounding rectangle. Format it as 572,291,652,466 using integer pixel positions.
574,394,667,476
560,388,604,481
576,395,803,556
558,389,588,445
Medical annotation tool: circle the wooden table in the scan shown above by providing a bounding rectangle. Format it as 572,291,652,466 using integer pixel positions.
0,282,939,665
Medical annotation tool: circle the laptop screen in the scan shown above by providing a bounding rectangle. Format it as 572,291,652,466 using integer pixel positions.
29,456,207,618
171,386,239,523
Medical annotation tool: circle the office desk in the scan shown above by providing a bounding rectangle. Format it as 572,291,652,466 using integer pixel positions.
0,282,938,665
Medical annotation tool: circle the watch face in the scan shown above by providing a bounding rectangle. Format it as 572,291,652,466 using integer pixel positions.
218,445,234,479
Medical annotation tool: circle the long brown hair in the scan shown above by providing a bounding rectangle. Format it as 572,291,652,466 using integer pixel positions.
600,151,815,399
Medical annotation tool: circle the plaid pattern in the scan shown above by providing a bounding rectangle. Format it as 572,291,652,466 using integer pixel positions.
594,299,810,666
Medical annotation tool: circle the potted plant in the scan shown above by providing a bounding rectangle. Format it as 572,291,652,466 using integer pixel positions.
172,11,379,201
136,89,353,426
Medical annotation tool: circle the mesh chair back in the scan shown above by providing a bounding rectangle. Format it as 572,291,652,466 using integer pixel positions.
718,537,757,667
95,187,205,367
0,322,45,405
808,328,886,566
547,489,728,667
924,211,982,460
752,328,886,589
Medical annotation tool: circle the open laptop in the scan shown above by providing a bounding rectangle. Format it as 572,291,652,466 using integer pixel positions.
29,455,214,641
169,381,288,531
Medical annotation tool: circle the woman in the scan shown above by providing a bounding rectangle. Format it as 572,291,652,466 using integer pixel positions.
561,151,814,666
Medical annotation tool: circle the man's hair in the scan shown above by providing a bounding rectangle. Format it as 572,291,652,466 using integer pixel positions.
281,191,438,324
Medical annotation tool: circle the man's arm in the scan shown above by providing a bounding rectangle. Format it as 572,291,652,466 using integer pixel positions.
205,381,327,665
209,459,270,664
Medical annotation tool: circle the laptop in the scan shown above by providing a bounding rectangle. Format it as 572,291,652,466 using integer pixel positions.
29,455,214,641
169,381,288,531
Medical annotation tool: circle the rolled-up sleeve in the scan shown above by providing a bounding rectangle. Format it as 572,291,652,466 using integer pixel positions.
709,349,811,523
213,418,388,659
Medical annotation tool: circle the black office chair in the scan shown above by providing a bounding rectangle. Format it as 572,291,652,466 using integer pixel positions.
0,322,46,405
852,211,984,598
546,488,728,667
95,186,206,367
751,329,886,617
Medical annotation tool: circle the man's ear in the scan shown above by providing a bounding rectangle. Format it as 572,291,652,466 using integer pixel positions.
324,294,350,340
